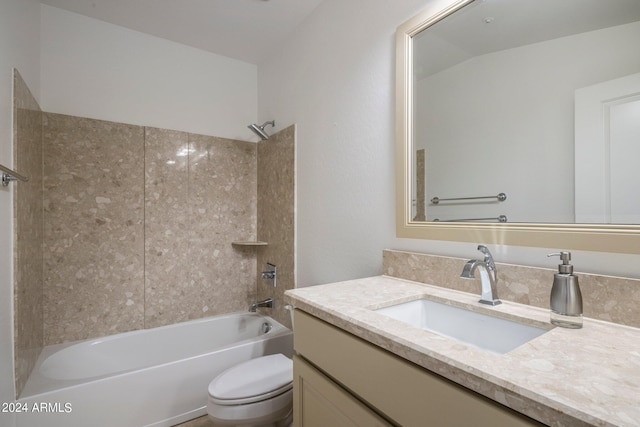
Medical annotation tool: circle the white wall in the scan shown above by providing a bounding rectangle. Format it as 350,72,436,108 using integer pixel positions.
0,0,40,422
258,0,640,286
41,5,258,141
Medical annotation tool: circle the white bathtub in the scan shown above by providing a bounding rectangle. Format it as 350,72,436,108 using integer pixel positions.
17,312,293,427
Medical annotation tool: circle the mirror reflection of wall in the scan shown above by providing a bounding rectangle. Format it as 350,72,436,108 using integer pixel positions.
609,98,640,224
575,73,640,224
412,0,640,224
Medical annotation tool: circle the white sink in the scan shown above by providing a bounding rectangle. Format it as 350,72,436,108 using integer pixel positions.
375,299,549,354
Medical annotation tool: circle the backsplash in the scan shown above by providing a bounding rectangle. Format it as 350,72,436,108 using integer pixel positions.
383,249,640,328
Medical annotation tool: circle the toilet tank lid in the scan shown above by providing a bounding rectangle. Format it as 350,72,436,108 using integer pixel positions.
208,354,293,400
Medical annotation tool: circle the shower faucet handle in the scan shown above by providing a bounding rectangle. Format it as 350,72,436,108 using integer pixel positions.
261,263,277,287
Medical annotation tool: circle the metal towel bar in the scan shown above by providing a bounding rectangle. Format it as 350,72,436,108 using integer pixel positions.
433,215,508,223
431,193,506,205
0,164,29,186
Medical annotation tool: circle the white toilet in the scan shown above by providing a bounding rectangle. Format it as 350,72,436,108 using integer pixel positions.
207,354,293,427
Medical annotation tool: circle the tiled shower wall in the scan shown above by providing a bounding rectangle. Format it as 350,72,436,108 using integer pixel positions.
256,125,295,329
42,114,258,345
13,70,43,398
13,71,296,394
43,114,146,344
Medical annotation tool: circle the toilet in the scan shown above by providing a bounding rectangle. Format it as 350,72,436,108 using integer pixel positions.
207,354,293,427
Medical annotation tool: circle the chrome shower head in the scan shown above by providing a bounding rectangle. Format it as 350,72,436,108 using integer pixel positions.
248,120,275,140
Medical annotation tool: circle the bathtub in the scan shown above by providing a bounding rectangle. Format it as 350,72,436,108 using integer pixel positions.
16,312,293,427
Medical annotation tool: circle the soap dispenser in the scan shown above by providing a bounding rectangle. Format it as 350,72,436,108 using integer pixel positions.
547,252,583,329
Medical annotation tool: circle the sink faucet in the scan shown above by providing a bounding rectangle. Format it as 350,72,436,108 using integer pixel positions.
249,297,274,312
460,245,501,306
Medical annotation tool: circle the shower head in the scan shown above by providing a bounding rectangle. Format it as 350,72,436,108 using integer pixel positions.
248,120,275,140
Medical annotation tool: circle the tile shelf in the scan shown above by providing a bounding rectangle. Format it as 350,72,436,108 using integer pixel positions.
231,241,268,246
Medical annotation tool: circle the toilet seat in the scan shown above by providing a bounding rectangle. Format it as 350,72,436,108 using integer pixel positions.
208,354,293,405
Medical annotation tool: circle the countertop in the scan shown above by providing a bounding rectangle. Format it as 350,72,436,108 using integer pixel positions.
284,276,640,427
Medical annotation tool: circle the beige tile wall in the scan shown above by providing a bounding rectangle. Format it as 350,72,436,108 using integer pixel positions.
13,70,44,397
43,113,146,345
144,127,191,327
42,115,260,344
184,133,257,324
383,249,640,328
256,125,296,328
144,128,259,327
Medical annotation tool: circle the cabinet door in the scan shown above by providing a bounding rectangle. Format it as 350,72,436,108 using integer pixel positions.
293,355,392,427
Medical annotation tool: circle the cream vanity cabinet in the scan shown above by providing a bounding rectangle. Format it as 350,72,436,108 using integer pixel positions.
293,310,544,427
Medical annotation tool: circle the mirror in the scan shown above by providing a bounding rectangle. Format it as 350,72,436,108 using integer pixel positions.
396,0,640,253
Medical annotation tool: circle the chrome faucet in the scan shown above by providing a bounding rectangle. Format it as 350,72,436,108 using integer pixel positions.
249,297,274,312
460,245,501,306
261,263,277,287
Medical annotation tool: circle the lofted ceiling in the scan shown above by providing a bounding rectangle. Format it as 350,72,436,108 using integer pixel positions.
40,0,325,64
414,0,640,79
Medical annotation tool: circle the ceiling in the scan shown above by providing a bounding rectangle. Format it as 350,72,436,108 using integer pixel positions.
414,0,640,79
40,0,325,64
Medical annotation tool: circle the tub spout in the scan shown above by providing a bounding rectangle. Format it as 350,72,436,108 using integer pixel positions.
249,298,274,312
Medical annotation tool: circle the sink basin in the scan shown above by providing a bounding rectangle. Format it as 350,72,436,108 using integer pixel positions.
375,299,549,354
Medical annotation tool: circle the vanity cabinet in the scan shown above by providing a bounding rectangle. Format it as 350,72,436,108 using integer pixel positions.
294,355,392,426
293,309,544,427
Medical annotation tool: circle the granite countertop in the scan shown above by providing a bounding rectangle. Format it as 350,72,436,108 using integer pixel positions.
284,276,640,427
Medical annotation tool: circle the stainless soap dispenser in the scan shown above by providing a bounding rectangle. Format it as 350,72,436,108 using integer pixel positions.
547,251,583,329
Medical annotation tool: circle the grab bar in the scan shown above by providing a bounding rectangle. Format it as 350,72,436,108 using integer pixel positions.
430,193,506,205
433,215,508,223
0,164,29,187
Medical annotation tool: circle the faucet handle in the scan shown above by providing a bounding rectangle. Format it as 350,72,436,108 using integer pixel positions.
477,244,495,267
